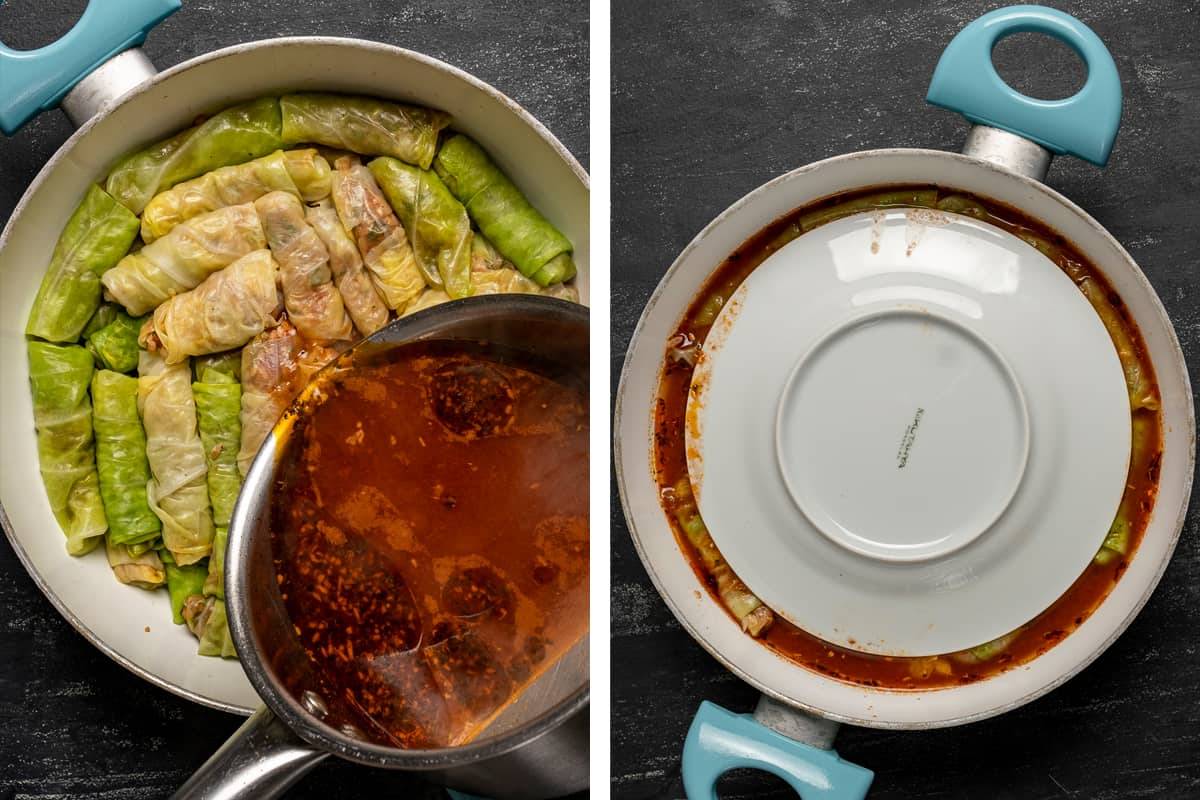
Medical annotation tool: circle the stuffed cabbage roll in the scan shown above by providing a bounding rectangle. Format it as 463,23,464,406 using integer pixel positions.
205,526,228,599
105,538,166,589
28,342,107,556
140,149,333,243
101,203,266,315
140,249,281,364
106,97,283,215
368,157,472,299
82,302,122,340
193,368,242,527
183,594,238,658
138,351,216,566
331,156,426,310
193,351,241,382
26,185,140,342
280,93,450,169
306,199,390,335
92,371,161,548
256,191,354,343
86,311,148,374
402,265,578,318
433,135,575,287
238,321,301,476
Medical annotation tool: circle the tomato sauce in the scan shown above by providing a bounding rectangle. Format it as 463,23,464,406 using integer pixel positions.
271,340,588,747
654,185,1163,689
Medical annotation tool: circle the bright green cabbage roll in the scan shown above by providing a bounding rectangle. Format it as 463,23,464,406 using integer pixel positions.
306,199,390,335
91,371,160,548
28,342,107,556
193,369,242,528
183,594,238,658
138,351,215,566
256,191,354,343
193,351,241,382
164,553,209,624
101,203,266,316
105,97,284,215
140,249,281,364
205,526,228,599
433,134,575,287
105,537,166,589
140,149,332,243
25,185,140,342
331,156,426,310
368,156,472,299
85,311,149,373
81,303,122,340
280,93,450,169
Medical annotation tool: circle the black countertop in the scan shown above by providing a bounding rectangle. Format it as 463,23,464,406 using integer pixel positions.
611,1,1199,799
0,1,587,797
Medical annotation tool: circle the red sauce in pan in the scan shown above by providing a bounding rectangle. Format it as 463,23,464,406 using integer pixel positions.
654,185,1163,689
271,341,588,747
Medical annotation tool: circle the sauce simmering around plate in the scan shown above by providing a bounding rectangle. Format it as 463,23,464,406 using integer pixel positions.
271,340,588,747
654,185,1162,689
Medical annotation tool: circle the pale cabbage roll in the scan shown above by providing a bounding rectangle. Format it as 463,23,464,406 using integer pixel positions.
183,594,238,658
256,191,354,343
101,204,266,315
331,156,425,311
306,199,390,335
137,351,216,566
140,149,332,242
238,322,301,476
140,249,282,364
280,93,450,169
105,537,166,589
402,265,579,317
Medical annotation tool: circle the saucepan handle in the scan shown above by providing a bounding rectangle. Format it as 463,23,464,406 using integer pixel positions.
0,0,179,135
680,701,873,799
925,4,1122,167
172,705,330,800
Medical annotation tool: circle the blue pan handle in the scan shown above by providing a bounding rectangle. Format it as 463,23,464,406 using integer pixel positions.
0,0,180,135
926,4,1122,166
681,702,874,799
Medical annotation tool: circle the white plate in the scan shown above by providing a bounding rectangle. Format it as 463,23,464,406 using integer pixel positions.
687,208,1131,656
0,39,589,714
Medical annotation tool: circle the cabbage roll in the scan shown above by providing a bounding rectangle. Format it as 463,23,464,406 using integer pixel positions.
193,368,243,527
140,149,333,243
138,351,216,566
331,156,426,310
368,157,472,299
280,93,450,169
402,265,578,317
306,199,390,335
91,370,161,548
238,321,302,475
164,554,209,624
28,342,107,556
105,537,166,589
25,185,140,342
433,135,574,287
106,97,284,215
101,203,267,315
183,594,238,658
193,351,241,382
86,311,148,374
256,191,354,343
82,302,122,340
140,249,281,364
205,526,228,599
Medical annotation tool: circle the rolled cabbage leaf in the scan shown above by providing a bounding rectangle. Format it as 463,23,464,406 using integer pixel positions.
183,594,238,658
138,351,215,566
105,97,283,215
25,185,140,342
280,93,450,169
28,342,107,555
331,156,426,310
402,265,579,317
106,537,165,589
368,156,472,299
193,351,241,382
164,554,209,624
205,526,228,599
433,135,574,286
91,370,160,548
140,149,332,242
193,368,242,527
306,199,390,335
140,249,281,364
86,311,149,374
238,321,301,476
101,203,267,315
256,191,354,343
82,302,122,340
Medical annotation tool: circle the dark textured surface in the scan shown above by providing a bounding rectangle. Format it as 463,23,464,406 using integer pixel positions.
0,1,586,797
611,1,1199,799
